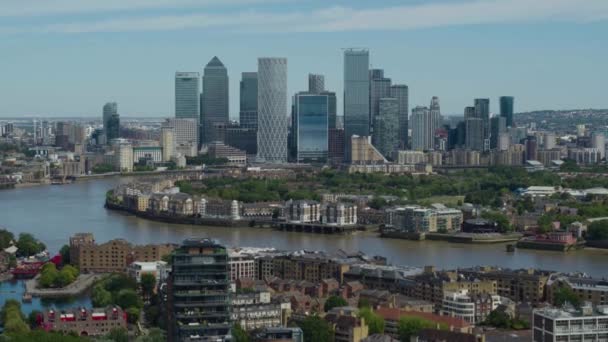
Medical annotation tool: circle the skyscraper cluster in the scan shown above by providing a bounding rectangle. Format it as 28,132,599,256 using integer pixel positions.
167,51,520,166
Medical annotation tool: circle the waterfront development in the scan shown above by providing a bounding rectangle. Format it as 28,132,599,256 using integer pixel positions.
2,177,608,277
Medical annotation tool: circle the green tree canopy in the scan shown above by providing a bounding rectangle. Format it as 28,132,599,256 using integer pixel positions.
324,295,348,312
587,220,608,241
299,315,334,342
358,307,385,335
140,273,157,297
480,211,512,233
59,244,71,265
553,287,581,308
16,233,46,257
232,323,250,342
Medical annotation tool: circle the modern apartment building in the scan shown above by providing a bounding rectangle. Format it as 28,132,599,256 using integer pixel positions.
459,267,551,304
533,304,608,342
167,238,231,342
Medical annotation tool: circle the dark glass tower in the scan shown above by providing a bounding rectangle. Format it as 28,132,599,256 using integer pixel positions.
105,113,120,142
202,57,229,143
168,238,231,342
239,72,258,130
500,96,514,128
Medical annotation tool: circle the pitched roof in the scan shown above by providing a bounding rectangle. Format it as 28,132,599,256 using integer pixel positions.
375,307,471,329
206,56,225,68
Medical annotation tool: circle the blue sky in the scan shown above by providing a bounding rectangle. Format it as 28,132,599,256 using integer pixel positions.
0,0,607,118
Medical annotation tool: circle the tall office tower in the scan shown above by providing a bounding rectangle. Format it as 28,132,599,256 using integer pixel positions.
328,128,345,164
308,74,325,93
202,57,229,143
474,98,490,150
373,98,400,159
525,135,538,161
464,106,475,119
465,118,484,150
499,96,514,128
344,49,370,161
163,118,198,156
429,96,443,132
175,72,200,119
161,126,175,162
167,238,231,342
293,93,329,162
456,121,467,148
102,102,118,130
257,58,288,163
391,85,409,148
411,106,434,151
239,72,258,130
322,91,337,129
106,113,120,142
498,132,511,151
592,132,606,159
544,132,556,150
370,75,392,133
490,116,506,149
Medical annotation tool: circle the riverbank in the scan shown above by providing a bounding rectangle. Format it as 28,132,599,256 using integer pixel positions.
381,231,523,244
24,273,105,298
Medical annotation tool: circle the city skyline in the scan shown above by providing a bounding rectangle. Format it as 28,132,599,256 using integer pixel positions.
1,0,607,118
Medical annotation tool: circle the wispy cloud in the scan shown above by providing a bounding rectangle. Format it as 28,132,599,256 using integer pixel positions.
0,0,284,17
2,0,607,34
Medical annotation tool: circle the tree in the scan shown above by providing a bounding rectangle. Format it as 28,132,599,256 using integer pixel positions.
397,316,438,341
232,323,250,342
1,300,29,335
116,289,143,309
136,328,166,342
324,295,348,312
140,273,157,298
27,310,41,329
587,220,608,241
59,244,71,265
299,315,334,342
144,304,161,326
369,197,388,210
553,287,581,308
481,211,512,233
358,307,385,334
126,307,140,324
16,233,45,257
39,263,59,288
357,298,371,309
105,328,129,342
92,285,113,307
56,267,77,287
0,229,15,249
484,310,511,329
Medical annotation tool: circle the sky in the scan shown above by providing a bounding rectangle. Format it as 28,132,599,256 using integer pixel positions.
0,0,607,119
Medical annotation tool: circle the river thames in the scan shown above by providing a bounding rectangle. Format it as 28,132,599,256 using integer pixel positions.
1,177,608,276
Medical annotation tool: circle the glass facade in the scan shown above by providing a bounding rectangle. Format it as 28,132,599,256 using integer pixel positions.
500,96,514,128
295,94,329,162
168,239,231,342
175,72,200,120
344,49,370,161
239,72,258,130
202,57,229,143
257,58,288,163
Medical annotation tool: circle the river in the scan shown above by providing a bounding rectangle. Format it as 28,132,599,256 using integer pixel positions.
1,177,608,277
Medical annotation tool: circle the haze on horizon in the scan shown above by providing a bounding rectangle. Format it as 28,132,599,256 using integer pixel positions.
1,0,607,118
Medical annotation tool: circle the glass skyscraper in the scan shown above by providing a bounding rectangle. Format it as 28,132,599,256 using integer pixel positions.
294,93,329,162
308,74,325,94
239,72,258,130
373,98,399,159
257,57,288,163
390,85,409,148
175,72,200,120
500,96,514,128
202,57,229,143
102,102,117,131
344,49,370,161
474,98,490,150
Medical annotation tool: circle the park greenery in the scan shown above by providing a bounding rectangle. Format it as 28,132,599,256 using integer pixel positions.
174,166,608,208
298,315,335,342
553,287,582,308
483,310,530,330
358,307,385,335
323,295,348,312
0,300,29,336
397,316,447,341
15,233,46,257
38,263,79,288
587,221,608,241
186,155,230,166
92,274,143,323
91,163,114,174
